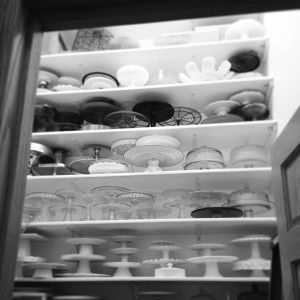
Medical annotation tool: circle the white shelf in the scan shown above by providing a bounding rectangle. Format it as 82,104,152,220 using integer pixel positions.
36,77,272,113
26,168,272,192
27,218,277,236
40,38,267,80
15,276,270,282
31,120,277,154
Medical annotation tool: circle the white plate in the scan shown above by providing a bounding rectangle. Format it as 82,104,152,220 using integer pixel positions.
56,273,109,278
66,238,106,246
187,255,238,264
203,100,240,117
84,77,118,89
61,254,106,261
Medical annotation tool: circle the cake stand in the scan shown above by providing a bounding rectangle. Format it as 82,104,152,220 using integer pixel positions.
124,145,183,172
90,186,130,201
111,139,137,156
93,202,131,220
26,263,67,279
66,144,111,174
158,107,202,126
115,192,155,218
188,191,228,208
191,207,243,218
28,142,53,175
136,207,171,219
25,192,65,222
190,243,226,256
50,190,87,221
60,237,108,277
132,100,174,127
104,235,141,277
187,256,237,278
231,235,271,277
162,189,193,218
104,111,149,128
202,101,243,124
143,241,185,276
16,233,47,278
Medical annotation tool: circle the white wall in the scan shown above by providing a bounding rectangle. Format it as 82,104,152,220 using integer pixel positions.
264,10,300,136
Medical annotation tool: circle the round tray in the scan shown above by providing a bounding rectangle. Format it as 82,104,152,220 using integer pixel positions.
201,114,244,124
104,111,149,128
184,160,226,170
149,245,181,252
233,258,271,271
103,262,141,268
26,263,67,270
190,244,226,251
61,254,106,262
88,160,129,174
111,248,139,255
143,259,185,265
189,191,228,207
111,139,137,156
231,234,271,244
132,101,174,127
20,233,48,241
124,145,184,168
203,101,240,117
90,186,130,200
187,256,238,264
57,273,110,278
229,90,266,105
191,207,243,218
66,238,106,246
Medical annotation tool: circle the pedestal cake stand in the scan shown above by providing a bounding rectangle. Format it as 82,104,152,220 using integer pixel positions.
231,235,271,277
60,238,108,277
104,235,141,277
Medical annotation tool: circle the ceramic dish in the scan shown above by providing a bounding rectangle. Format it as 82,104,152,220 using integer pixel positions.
203,100,240,117
82,72,119,89
229,144,269,168
136,135,181,148
88,159,129,174
111,139,137,156
229,90,266,105
229,51,260,73
117,65,149,87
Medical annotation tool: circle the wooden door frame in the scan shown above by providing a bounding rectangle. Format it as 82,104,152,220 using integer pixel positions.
1,0,300,299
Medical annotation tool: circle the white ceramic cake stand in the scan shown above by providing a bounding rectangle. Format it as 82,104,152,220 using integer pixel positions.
90,186,130,201
190,243,226,256
143,242,184,271
124,145,183,172
25,192,65,222
104,235,141,277
231,234,271,277
26,262,67,279
15,233,48,278
61,237,107,277
187,255,238,278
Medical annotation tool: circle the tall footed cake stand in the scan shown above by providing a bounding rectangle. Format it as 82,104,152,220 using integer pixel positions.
124,145,183,172
16,233,47,278
143,241,185,277
187,243,237,278
231,235,271,277
104,235,141,277
60,238,108,277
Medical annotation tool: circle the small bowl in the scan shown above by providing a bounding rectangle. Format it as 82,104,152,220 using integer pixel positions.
82,72,119,89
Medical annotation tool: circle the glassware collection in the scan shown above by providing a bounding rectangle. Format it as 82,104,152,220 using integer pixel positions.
24,186,273,222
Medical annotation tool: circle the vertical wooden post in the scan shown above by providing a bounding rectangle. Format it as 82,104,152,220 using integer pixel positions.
0,1,42,298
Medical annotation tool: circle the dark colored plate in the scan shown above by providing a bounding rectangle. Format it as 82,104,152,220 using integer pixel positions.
191,207,243,218
229,51,260,73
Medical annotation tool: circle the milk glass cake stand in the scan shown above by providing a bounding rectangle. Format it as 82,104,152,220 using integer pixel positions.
231,235,271,277
15,233,47,278
162,189,194,218
115,192,155,219
25,192,65,222
124,145,184,172
188,191,228,209
26,262,67,279
104,235,141,277
143,241,185,277
187,243,237,278
60,238,108,277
